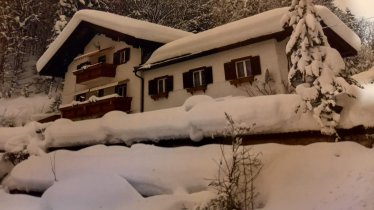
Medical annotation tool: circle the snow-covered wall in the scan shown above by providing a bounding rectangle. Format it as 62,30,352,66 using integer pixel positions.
143,39,288,111
62,35,142,113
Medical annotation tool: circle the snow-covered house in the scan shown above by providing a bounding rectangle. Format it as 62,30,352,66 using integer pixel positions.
37,10,192,119
37,6,360,119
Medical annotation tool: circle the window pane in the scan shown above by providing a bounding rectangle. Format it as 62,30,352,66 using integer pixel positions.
98,89,104,97
236,62,245,78
245,60,251,76
158,79,165,93
193,71,201,87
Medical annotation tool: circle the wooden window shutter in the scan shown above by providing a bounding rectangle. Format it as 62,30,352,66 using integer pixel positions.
124,48,130,63
183,71,193,89
113,51,120,65
224,62,236,80
148,79,157,95
204,66,213,84
251,56,261,76
166,76,173,91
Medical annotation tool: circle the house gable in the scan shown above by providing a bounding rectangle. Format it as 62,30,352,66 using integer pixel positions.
37,9,192,77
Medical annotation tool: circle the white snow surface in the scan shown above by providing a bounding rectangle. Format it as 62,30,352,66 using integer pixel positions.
3,142,374,210
0,95,52,127
1,85,374,150
36,9,192,72
144,6,361,66
352,67,374,84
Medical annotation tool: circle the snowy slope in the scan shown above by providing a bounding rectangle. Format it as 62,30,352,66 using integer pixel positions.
0,84,373,151
3,142,374,210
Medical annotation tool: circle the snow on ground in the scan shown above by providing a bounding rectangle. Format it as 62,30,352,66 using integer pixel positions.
352,67,374,84
2,142,374,210
1,84,373,151
0,188,40,210
0,95,51,127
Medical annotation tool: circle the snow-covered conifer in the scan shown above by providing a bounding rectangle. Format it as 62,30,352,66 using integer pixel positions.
282,0,355,136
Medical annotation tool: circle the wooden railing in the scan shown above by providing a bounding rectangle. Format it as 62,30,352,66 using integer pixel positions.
60,97,132,120
73,63,116,84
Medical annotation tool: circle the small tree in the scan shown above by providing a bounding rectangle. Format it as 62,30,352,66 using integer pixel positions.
282,0,356,136
196,113,262,210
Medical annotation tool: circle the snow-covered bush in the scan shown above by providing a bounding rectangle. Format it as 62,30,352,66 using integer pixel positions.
198,113,262,210
241,69,278,96
282,0,356,136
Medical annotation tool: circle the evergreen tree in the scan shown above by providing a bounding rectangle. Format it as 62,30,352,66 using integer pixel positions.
282,0,355,136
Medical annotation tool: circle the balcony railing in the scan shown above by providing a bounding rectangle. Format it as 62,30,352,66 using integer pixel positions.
73,63,116,84
60,96,132,120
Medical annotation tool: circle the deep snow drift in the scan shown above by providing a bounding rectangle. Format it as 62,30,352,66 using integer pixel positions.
2,142,374,210
0,84,373,152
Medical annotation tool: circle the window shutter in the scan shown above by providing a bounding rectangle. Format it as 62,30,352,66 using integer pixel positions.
148,79,157,95
183,71,193,89
251,56,261,76
113,51,120,65
224,62,236,80
124,48,130,63
204,66,213,84
166,76,173,91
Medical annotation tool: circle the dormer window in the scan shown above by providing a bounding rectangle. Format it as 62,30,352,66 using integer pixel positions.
113,48,130,65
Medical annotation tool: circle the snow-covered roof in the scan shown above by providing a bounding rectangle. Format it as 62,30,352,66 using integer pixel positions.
143,6,361,68
36,9,192,74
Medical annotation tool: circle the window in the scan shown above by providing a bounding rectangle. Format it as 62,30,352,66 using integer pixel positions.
158,78,166,94
115,84,127,97
183,66,213,94
193,69,205,87
98,55,106,63
75,93,86,102
98,89,104,97
113,48,130,65
235,59,251,78
224,56,261,86
148,76,173,100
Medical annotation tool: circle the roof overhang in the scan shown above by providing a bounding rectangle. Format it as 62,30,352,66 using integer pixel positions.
38,21,164,77
141,25,358,71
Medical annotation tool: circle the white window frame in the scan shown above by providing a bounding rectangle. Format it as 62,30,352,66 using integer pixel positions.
193,69,204,87
157,78,167,94
119,51,127,64
235,59,251,78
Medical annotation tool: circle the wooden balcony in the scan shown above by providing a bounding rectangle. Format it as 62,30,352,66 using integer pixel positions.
60,97,132,120
73,63,116,84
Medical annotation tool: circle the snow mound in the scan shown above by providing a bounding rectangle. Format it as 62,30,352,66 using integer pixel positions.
40,172,142,210
183,95,214,111
352,67,374,84
0,95,52,127
0,189,40,210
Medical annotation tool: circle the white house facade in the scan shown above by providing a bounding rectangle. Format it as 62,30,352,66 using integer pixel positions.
37,7,361,120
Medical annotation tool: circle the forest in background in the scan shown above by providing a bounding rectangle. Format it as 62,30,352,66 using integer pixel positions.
0,0,373,99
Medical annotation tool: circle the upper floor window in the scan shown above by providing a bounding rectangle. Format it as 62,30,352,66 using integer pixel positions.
113,48,130,65
97,89,104,97
183,66,213,94
115,84,127,97
148,76,173,100
224,56,261,86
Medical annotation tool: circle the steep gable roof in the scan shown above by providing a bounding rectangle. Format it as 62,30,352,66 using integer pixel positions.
142,6,361,69
37,10,192,77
